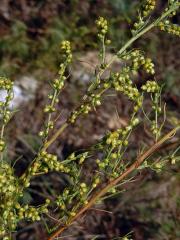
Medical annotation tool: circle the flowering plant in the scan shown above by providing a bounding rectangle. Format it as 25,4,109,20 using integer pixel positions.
0,1,179,239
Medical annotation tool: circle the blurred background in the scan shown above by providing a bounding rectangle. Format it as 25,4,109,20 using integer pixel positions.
0,0,179,239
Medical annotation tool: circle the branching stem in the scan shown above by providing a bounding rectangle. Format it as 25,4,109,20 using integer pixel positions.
43,3,179,150
48,127,179,240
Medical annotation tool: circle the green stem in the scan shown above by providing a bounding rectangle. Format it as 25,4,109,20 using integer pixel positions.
43,89,58,143
20,1,179,187
35,2,180,153
102,35,106,65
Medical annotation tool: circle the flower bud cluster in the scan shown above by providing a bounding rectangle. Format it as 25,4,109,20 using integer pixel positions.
0,164,18,196
55,183,78,217
0,77,13,125
96,157,115,172
92,176,101,188
150,120,159,136
141,79,161,138
78,152,88,164
26,151,72,180
141,80,160,93
142,0,156,17
56,189,69,210
96,17,111,65
60,40,72,63
166,0,180,17
68,92,102,123
79,182,88,196
68,103,91,123
65,151,88,165
111,71,142,108
170,153,179,165
96,153,122,178
17,199,50,222
35,149,89,212
96,17,108,39
0,139,5,152
39,151,70,173
132,18,145,34
157,21,180,36
153,161,165,173
97,117,139,176
132,1,156,34
0,77,13,91
91,93,101,107
0,209,16,235
56,180,89,216
105,118,139,148
39,41,72,139
105,130,122,148
129,50,155,74
0,163,21,235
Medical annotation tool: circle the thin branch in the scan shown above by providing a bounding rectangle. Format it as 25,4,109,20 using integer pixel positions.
48,127,179,240
41,3,179,152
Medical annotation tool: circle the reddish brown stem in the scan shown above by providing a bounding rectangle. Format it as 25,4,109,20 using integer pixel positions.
48,127,178,240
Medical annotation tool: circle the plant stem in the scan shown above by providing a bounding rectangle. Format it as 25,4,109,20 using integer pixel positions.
42,3,179,150
20,2,179,186
102,35,106,65
43,89,58,143
48,126,179,240
43,122,68,150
